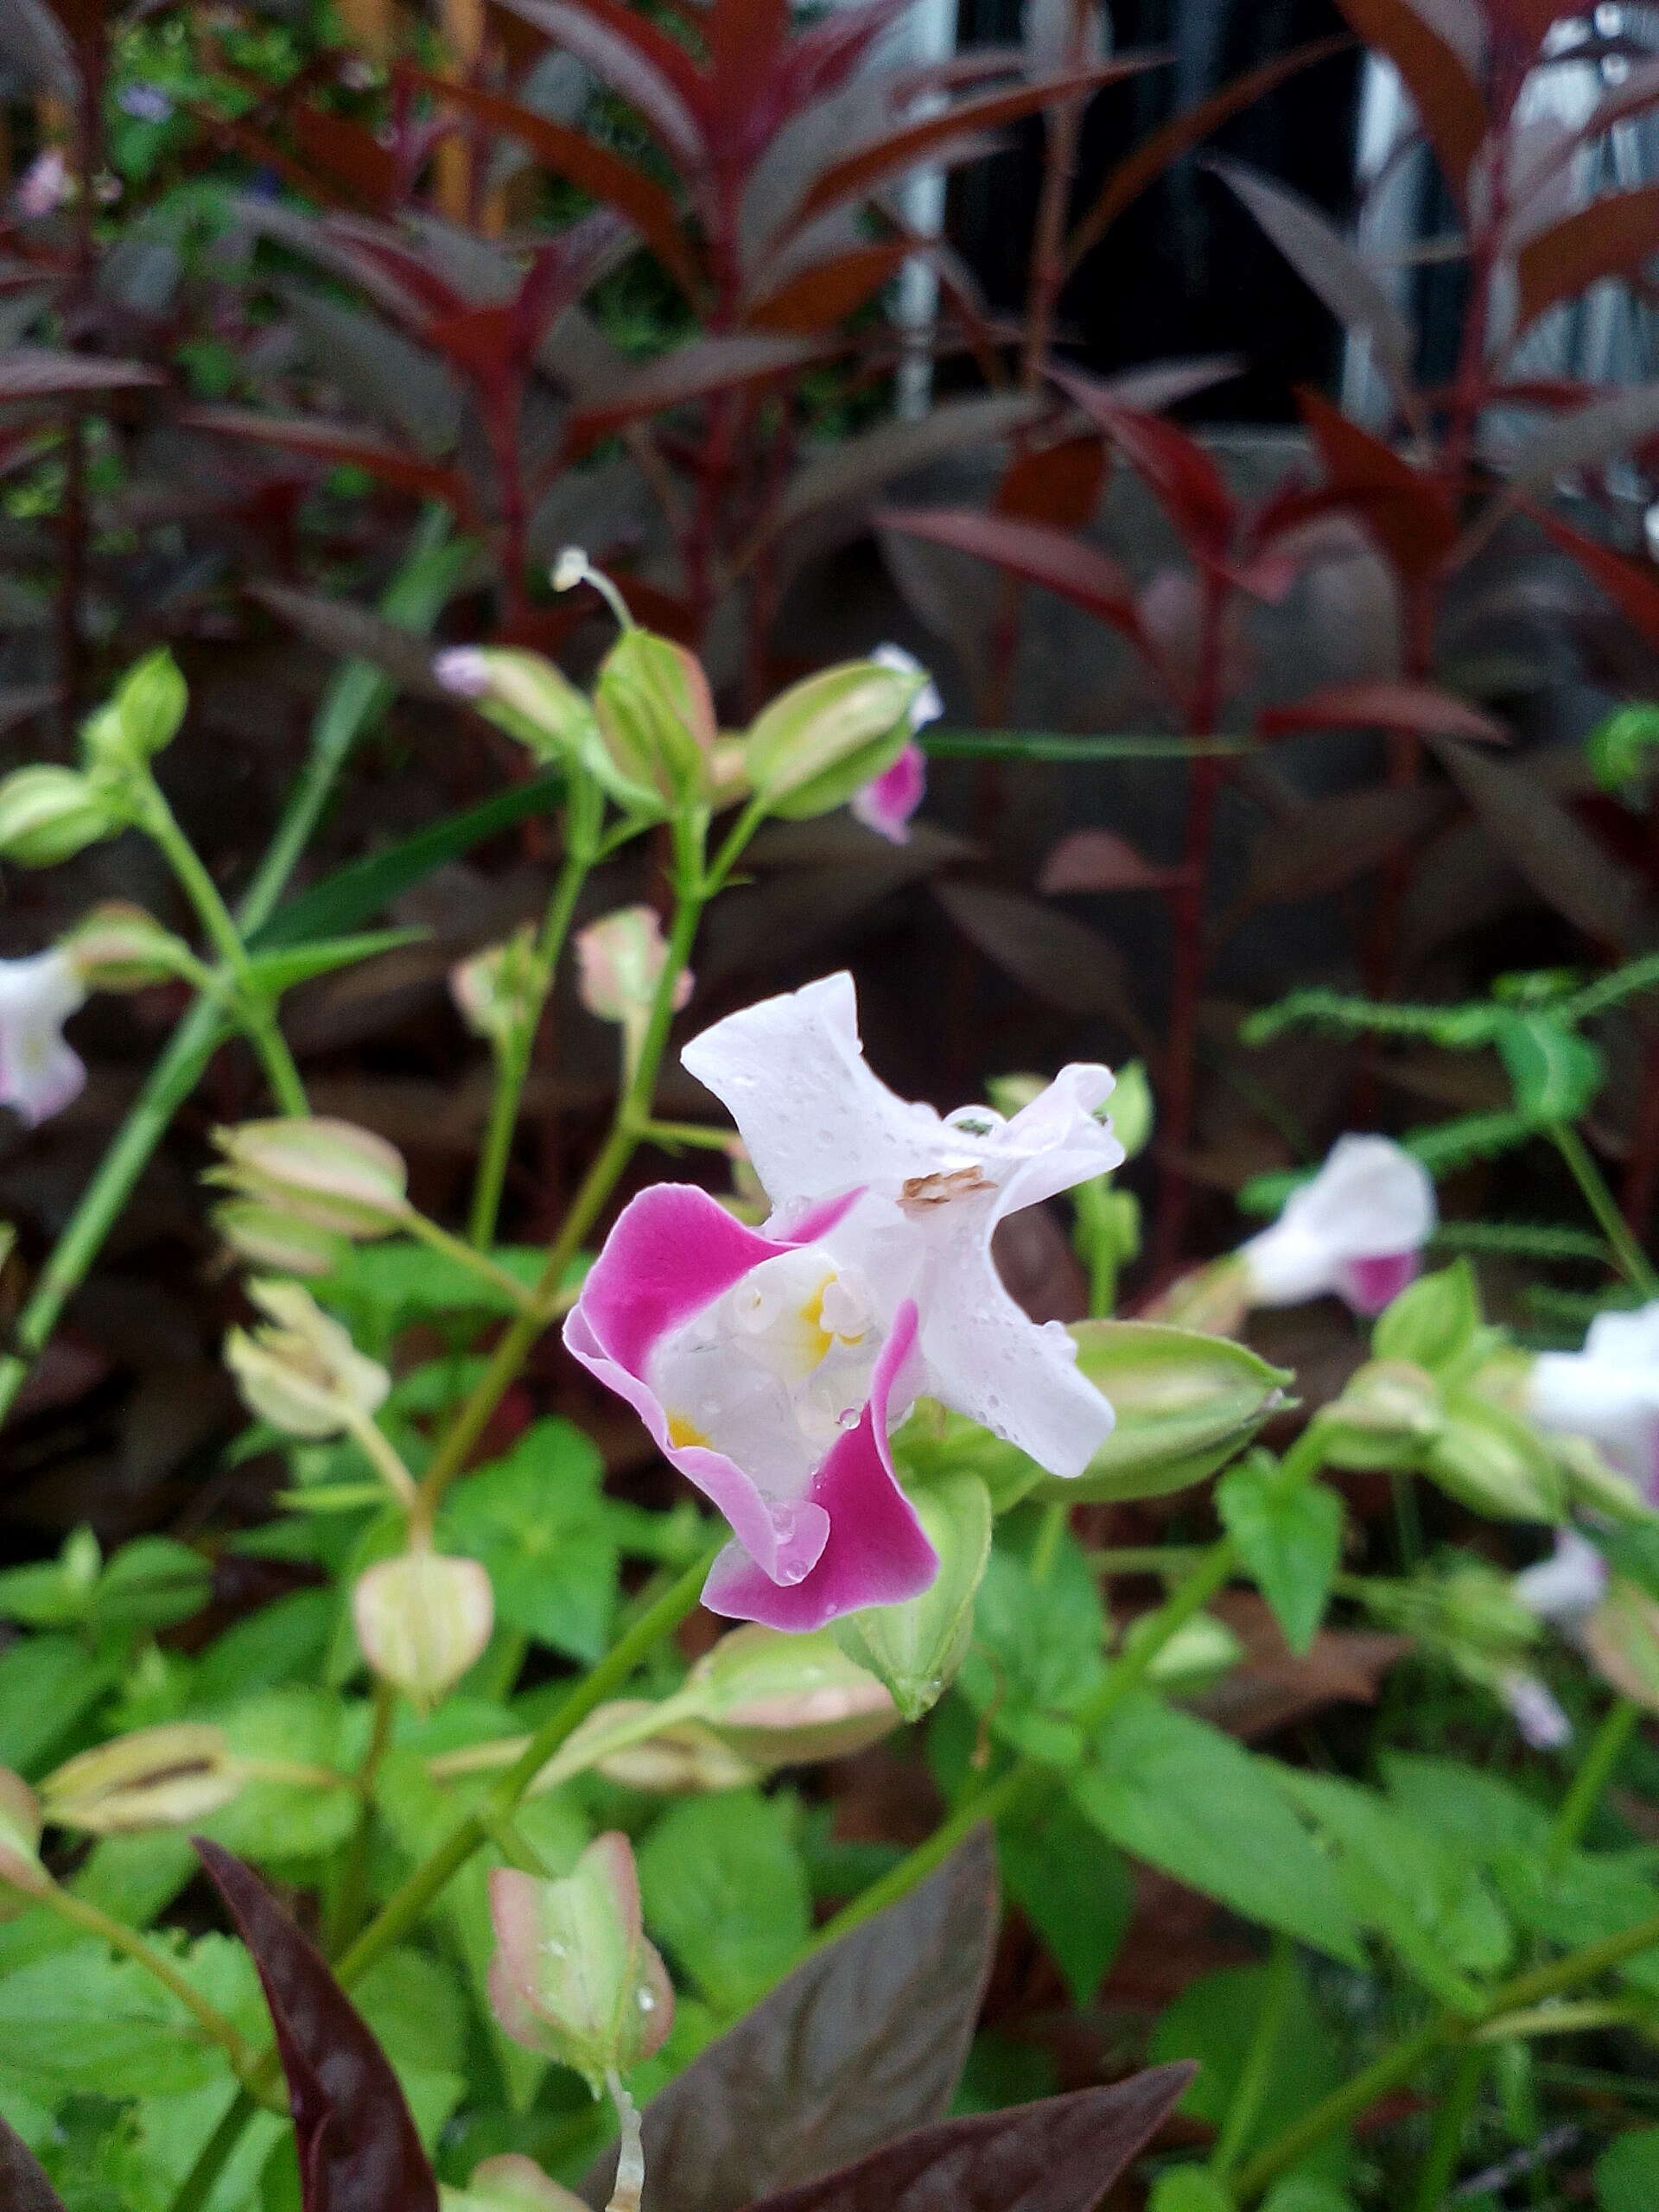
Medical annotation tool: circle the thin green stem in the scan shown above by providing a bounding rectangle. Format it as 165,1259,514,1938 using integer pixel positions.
1408,2044,1486,2212
468,804,601,1249
1233,1905,1659,2200
1550,1122,1659,1296
1211,1934,1293,2181
637,1119,733,1152
340,1408,418,1514
399,1206,536,1311
806,1538,1239,1954
140,790,308,1115
41,1882,269,2094
325,1679,397,1959
0,512,459,1429
1029,1500,1070,1586
1548,1695,1640,1868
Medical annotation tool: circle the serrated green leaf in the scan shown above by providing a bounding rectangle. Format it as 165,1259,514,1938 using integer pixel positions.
442,1420,617,1663
998,1794,1131,2007
1216,1462,1342,1654
637,1790,810,2012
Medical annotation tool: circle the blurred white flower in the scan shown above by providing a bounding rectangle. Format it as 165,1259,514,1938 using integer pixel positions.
0,950,87,1128
1238,1135,1437,1315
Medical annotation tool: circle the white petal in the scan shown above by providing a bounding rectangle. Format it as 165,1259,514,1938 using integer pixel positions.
0,950,86,1128
1582,1299,1659,1367
1529,1345,1659,1486
986,1062,1123,1220
1239,1135,1434,1306
1499,1669,1573,1751
1513,1530,1607,1630
681,972,954,1211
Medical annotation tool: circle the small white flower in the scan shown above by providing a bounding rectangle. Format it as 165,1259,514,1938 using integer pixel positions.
551,546,592,594
1238,1135,1437,1315
433,647,492,699
1513,1529,1609,1633
1529,1301,1659,1498
0,950,87,1128
1499,1669,1573,1751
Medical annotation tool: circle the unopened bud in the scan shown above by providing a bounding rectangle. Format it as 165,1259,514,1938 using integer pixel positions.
1425,1392,1566,1522
210,1116,408,1238
539,1700,760,1794
594,630,716,809
1583,1576,1659,1713
437,646,609,783
1103,1058,1153,1160
58,902,185,990
833,1473,990,1722
1146,1254,1252,1338
40,1723,239,1834
79,647,187,773
213,1201,352,1280
225,1278,390,1437
488,1834,673,2090
353,1547,494,1709
452,927,537,1053
0,765,120,867
448,2154,589,2212
1319,1358,1444,1472
689,1624,898,1761
575,906,690,1051
745,659,925,818
0,1769,48,1911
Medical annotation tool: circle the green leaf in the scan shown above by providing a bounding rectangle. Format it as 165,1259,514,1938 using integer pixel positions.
251,775,563,950
1071,1695,1363,1965
1216,1461,1343,1654
957,1533,1106,1762
244,926,427,996
1029,1325,1293,1505
1278,1770,1510,2009
442,1420,618,1663
1597,2126,1659,2212
1148,1961,1346,2174
0,1636,116,1773
93,1538,213,1638
191,1590,334,1707
0,1942,231,2096
997,1793,1132,2007
1489,1846,1659,1993
1147,2169,1234,2211
1262,2182,1359,2212
1495,1010,1603,1123
71,1832,199,1931
320,1241,580,1338
637,1789,811,2012
1380,1753,1553,1864
1371,1262,1482,1375
198,1688,357,1862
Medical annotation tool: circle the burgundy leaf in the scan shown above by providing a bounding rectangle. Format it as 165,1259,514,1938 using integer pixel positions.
1259,677,1507,744
780,394,1043,531
934,880,1150,1043
745,2069,1196,2212
1331,0,1487,197
0,349,163,400
497,0,707,174
1516,186,1659,332
746,243,912,334
581,1827,999,2212
1051,372,1235,563
569,334,833,444
1242,781,1452,907
995,435,1108,532
0,2113,66,2212
1535,506,1659,650
881,508,1143,641
1065,34,1353,270
1296,386,1457,584
194,1839,438,2212
179,407,471,511
1039,828,1180,893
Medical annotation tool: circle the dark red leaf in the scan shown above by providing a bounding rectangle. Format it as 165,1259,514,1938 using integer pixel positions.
1535,505,1659,650
194,1839,438,2212
1242,781,1453,906
880,507,1144,640
568,334,833,443
995,435,1108,532
1516,186,1659,332
934,880,1149,1041
1039,828,1180,892
398,69,702,302
0,349,163,400
1051,372,1235,562
179,408,471,512
746,2069,1195,2212
1259,677,1507,744
745,243,912,334
497,0,707,172
1296,386,1458,584
761,0,914,130
1065,33,1353,270
581,1827,1000,2212
286,105,400,210
1331,0,1487,197
0,2112,66,2212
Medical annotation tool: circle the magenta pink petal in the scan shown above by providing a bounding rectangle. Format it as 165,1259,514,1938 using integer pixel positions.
701,1301,937,1630
850,739,926,843
1336,1249,1421,1316
575,1182,797,1373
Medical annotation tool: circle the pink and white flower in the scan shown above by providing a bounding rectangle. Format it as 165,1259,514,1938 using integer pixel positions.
565,973,1121,1630
0,950,87,1128
1528,1302,1659,1498
1238,1135,1436,1317
849,645,940,844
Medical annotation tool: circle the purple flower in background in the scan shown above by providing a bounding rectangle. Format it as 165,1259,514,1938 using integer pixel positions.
15,149,68,219
565,973,1122,1628
1238,1135,1437,1317
849,645,940,843
118,85,174,123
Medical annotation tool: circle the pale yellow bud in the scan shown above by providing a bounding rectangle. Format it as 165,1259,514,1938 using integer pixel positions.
353,1548,494,1709
40,1724,239,1834
210,1116,409,1238
225,1279,390,1438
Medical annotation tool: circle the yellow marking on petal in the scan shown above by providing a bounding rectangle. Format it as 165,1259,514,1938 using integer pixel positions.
667,1413,709,1449
798,1280,836,1365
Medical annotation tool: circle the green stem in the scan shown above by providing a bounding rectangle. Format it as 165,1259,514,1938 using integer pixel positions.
1211,1934,1293,2181
637,1119,733,1152
41,1882,269,2094
399,1206,536,1311
1548,1695,1640,1868
1550,1122,1659,1296
0,511,459,1429
468,798,601,1249
1233,1905,1659,2200
1029,1500,1070,1586
325,1679,397,1960
806,1537,1238,1955
1408,2044,1485,2212
140,789,308,1116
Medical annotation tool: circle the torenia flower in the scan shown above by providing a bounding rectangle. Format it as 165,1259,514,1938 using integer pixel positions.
1528,1302,1659,1497
849,645,940,844
1499,1669,1573,1751
1238,1135,1436,1316
0,950,88,1128
565,972,1122,1630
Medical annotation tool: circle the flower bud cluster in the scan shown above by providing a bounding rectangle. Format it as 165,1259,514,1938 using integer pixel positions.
0,650,187,868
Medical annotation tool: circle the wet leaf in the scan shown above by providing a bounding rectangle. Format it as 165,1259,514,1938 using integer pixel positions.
194,1839,438,2212
580,1827,999,2211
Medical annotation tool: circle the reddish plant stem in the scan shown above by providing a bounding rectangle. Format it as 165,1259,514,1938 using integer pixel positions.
1151,568,1228,1277
57,21,105,743
1020,89,1084,391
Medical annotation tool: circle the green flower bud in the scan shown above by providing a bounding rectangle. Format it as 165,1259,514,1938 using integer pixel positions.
353,1547,494,1711
1425,1391,1567,1522
450,926,538,1055
225,1278,390,1438
531,1699,760,1795
1587,702,1659,796
594,629,716,809
0,1768,49,1914
444,2155,589,2212
1318,1358,1444,1473
833,1472,991,1721
58,901,187,990
209,1116,409,1238
487,1834,674,2092
1372,1261,1483,1376
79,647,187,772
688,1623,898,1762
0,765,120,867
213,1201,352,1280
745,659,923,817
40,1723,239,1834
